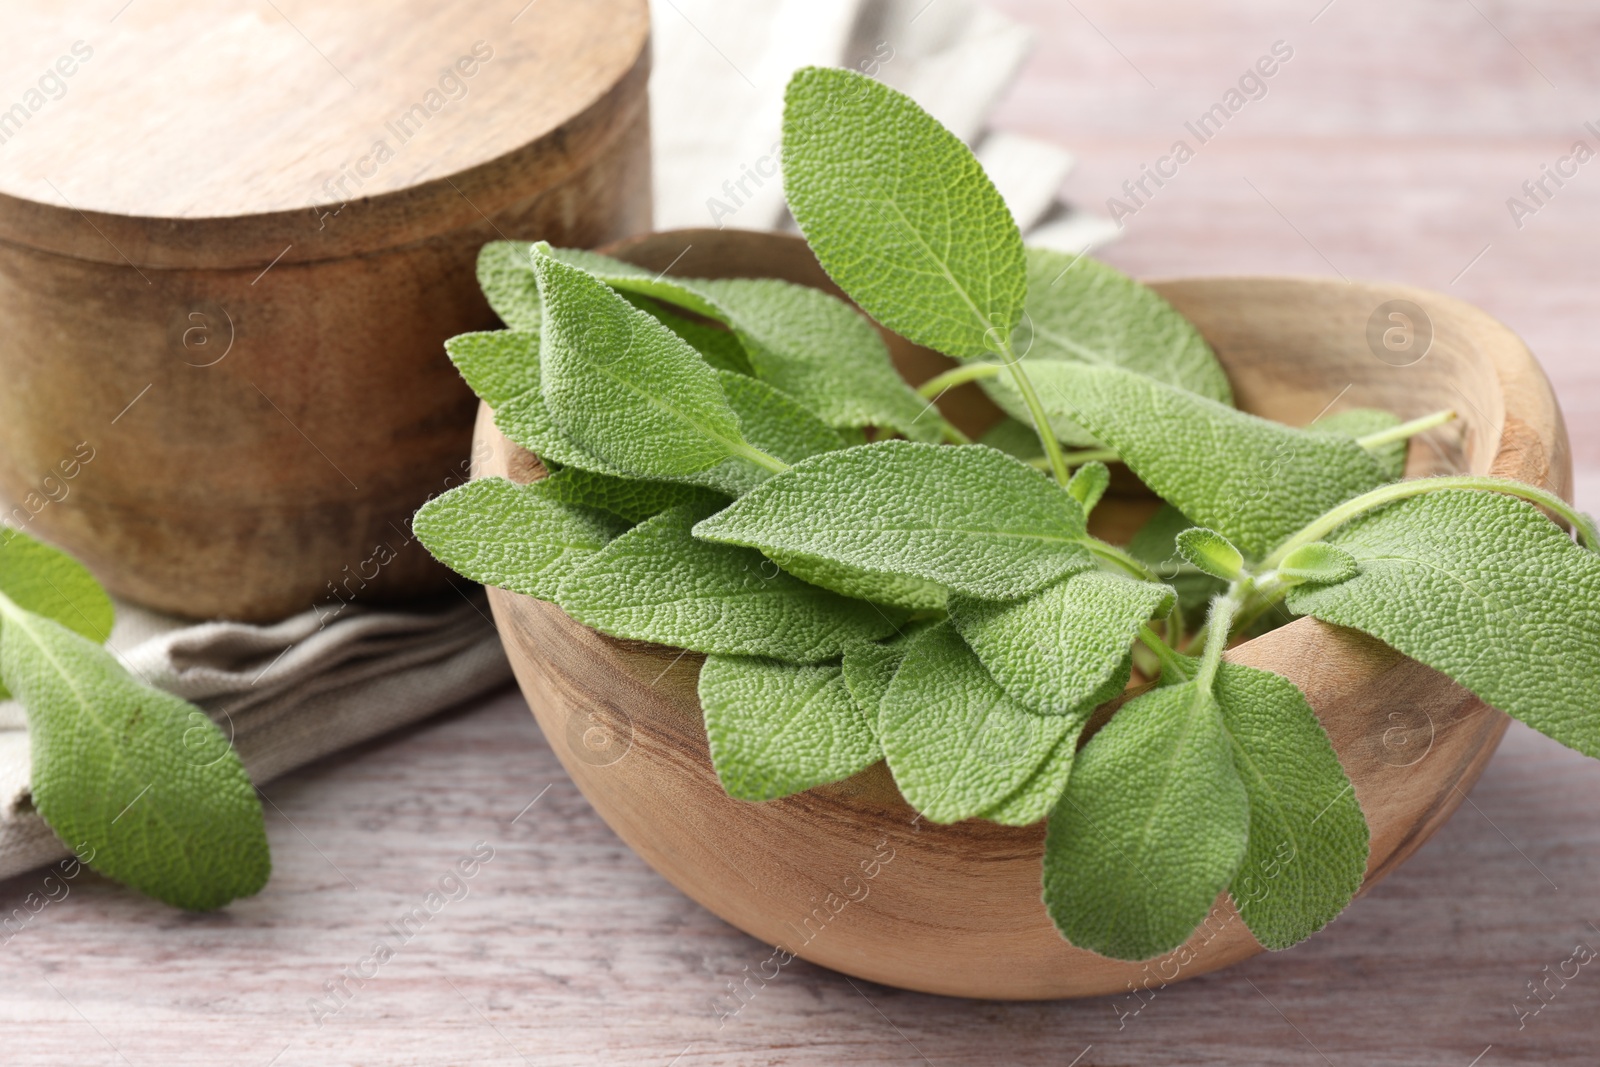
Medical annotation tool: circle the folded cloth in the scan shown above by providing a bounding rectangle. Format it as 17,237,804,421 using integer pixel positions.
0,593,512,882
649,0,1117,249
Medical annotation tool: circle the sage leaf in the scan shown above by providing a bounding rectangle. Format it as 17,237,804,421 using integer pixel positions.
781,66,1026,359
980,249,1234,444
1066,461,1110,515
487,244,940,441
1128,503,1225,628
621,291,754,375
841,637,912,736
1,606,269,910
412,478,625,600
559,505,902,663
1175,527,1245,581
1016,362,1389,558
477,241,542,332
980,416,1044,462
530,246,763,479
447,330,627,474
444,329,537,410
699,656,880,801
685,370,844,497
1276,542,1358,586
1213,662,1368,950
767,551,948,612
880,622,1077,824
1317,408,1406,480
979,729,1079,827
695,441,1094,600
0,529,116,698
1016,249,1233,403
537,468,727,526
952,570,1172,716
1288,488,1600,758
685,277,941,442
1043,678,1250,961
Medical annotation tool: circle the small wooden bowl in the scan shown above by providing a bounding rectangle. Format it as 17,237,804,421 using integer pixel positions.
478,229,1570,999
0,1,651,620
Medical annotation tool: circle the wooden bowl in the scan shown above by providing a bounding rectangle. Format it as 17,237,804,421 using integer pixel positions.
478,229,1570,999
0,0,651,621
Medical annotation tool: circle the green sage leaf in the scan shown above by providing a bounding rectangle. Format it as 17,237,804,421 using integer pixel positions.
559,505,902,663
781,66,1026,359
695,441,1093,600
2,606,269,911
700,656,880,801
1043,678,1249,961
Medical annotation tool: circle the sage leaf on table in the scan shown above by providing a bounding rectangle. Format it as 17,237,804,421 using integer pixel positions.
951,570,1173,716
530,245,776,479
0,604,269,911
412,477,625,600
1014,361,1389,558
695,441,1094,600
1289,488,1600,758
1043,678,1250,961
879,622,1078,825
700,656,880,802
0,528,116,699
1213,661,1368,950
782,66,1026,360
558,505,903,663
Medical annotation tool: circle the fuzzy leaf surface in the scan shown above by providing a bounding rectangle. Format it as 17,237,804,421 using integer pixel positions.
4,608,269,910
1213,662,1368,950
700,656,880,801
879,622,1076,824
1288,488,1600,757
536,468,727,525
695,441,1093,600
413,478,624,599
1017,249,1232,403
559,505,900,663
1015,362,1389,558
952,571,1172,716
0,529,115,698
1043,678,1249,961
1317,408,1406,480
781,66,1026,359
477,242,542,331
532,248,753,478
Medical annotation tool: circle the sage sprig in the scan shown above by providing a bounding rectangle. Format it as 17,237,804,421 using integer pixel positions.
417,65,1600,963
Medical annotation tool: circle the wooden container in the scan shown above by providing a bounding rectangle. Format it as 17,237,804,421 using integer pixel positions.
479,229,1570,999
0,1,651,620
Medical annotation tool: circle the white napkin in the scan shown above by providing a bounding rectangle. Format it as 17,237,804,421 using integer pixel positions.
649,0,1117,250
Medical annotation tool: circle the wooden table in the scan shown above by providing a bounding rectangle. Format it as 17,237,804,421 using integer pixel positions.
5,1,1600,1063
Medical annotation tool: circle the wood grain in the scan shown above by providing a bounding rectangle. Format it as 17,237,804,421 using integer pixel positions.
0,0,652,620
